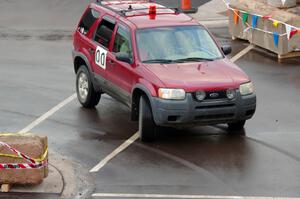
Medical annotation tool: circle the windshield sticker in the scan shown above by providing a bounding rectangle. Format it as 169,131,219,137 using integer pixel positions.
95,46,107,70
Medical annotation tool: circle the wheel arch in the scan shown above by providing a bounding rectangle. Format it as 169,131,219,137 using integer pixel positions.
131,84,154,121
73,51,93,75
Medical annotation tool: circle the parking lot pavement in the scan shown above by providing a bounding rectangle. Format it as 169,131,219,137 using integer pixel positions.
1,0,300,199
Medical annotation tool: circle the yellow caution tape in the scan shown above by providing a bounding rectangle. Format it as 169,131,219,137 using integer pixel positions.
0,133,32,136
0,147,48,162
0,133,48,162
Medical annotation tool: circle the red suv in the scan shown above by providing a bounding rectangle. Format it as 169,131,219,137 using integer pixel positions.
72,0,256,142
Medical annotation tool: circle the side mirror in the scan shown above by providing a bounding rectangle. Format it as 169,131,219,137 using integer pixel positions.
115,52,131,64
221,45,232,55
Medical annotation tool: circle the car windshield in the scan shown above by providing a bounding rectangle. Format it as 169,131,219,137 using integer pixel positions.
136,26,224,63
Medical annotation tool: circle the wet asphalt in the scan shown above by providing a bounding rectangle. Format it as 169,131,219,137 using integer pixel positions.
1,0,300,199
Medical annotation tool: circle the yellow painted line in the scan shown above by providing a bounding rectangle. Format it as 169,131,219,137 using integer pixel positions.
90,132,139,172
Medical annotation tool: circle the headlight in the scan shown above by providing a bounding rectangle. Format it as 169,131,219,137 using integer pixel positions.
226,89,236,99
239,82,254,95
158,88,186,100
195,91,206,101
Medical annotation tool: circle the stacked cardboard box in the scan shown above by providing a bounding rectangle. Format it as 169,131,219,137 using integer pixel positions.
0,135,48,185
228,0,300,58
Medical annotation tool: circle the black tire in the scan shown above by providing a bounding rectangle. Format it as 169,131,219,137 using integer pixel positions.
228,120,246,131
76,65,101,108
139,95,157,142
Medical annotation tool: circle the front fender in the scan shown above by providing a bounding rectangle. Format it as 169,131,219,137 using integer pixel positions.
131,82,158,122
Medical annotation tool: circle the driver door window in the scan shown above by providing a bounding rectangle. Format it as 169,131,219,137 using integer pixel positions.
113,26,133,62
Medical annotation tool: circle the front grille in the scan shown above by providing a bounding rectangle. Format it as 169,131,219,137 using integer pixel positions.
206,90,227,100
193,90,228,101
195,113,234,120
195,104,235,109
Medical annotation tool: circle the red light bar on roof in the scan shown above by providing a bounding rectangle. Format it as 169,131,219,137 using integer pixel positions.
149,5,156,15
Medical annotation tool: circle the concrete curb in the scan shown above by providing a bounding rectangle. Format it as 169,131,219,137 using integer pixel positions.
10,164,63,194
7,150,94,198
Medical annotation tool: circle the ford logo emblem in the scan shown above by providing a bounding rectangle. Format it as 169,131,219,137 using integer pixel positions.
209,93,219,98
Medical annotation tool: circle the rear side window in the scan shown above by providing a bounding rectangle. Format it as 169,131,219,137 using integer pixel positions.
78,8,100,35
94,18,115,48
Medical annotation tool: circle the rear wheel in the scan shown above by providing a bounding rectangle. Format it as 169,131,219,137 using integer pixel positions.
76,65,101,108
228,120,246,131
139,96,157,142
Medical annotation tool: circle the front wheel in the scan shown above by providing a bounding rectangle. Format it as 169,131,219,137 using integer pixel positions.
76,65,101,108
139,96,157,142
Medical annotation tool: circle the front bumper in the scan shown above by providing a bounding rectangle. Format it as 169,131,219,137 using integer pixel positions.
151,92,256,127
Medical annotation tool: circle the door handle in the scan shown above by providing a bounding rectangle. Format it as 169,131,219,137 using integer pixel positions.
88,48,95,54
109,59,115,65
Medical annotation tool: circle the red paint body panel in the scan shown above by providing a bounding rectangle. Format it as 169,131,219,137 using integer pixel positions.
73,1,251,99
142,59,249,92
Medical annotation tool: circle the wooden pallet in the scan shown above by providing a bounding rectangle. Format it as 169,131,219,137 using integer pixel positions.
1,184,11,192
278,51,300,61
232,36,300,61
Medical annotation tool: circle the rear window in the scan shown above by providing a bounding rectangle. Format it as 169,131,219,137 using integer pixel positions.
78,8,100,35
94,18,115,48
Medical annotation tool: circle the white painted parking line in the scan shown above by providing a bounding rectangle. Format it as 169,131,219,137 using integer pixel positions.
90,132,139,172
230,44,254,63
89,44,254,173
18,93,76,134
92,193,299,199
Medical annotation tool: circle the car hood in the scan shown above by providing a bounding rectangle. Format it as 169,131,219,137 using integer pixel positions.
143,59,250,92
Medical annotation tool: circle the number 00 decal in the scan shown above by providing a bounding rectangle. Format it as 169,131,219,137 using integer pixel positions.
95,46,107,70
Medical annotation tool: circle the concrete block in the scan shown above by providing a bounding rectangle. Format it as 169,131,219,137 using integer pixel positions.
229,0,300,56
0,135,48,185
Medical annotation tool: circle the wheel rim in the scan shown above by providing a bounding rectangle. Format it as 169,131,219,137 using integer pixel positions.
78,72,89,102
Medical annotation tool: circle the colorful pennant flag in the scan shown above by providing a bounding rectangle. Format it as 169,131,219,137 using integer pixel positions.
263,13,272,20
286,24,292,40
273,32,279,47
234,10,239,25
242,13,249,25
273,20,279,28
228,7,300,40
243,27,251,33
290,29,297,39
227,9,230,16
225,0,230,7
252,15,258,28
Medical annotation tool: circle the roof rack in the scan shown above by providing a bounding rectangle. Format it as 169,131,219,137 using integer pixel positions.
95,0,182,17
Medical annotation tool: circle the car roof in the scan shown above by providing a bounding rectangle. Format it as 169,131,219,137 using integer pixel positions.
91,0,199,29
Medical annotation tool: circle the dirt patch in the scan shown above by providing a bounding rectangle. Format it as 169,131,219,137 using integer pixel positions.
39,33,72,41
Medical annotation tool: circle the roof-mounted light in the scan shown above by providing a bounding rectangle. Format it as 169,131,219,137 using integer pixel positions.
149,5,156,20
149,5,156,15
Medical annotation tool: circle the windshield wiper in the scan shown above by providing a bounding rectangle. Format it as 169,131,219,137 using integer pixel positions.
174,57,215,63
142,59,174,64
